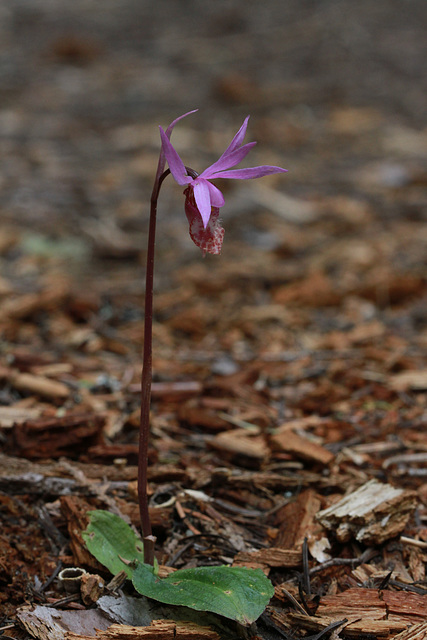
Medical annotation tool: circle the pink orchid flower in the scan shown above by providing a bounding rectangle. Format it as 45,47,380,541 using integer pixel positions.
159,112,287,255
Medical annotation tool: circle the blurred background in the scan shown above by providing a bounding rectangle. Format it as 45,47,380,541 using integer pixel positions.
0,0,426,354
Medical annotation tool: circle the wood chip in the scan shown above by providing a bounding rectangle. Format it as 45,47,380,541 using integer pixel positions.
270,428,334,465
391,622,427,640
287,612,407,638
316,479,418,544
274,488,322,550
234,547,301,568
17,605,111,640
66,621,220,639
382,591,427,624
6,370,70,401
390,370,427,391
11,412,105,459
60,495,105,571
0,405,42,428
80,573,105,606
208,428,269,466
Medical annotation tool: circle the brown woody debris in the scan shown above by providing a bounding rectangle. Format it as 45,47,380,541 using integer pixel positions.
80,573,105,605
234,547,301,568
283,588,427,638
288,612,408,638
66,621,220,640
17,606,112,640
382,591,427,625
274,488,322,550
391,623,427,640
0,368,70,401
390,370,427,392
270,428,334,465
0,283,70,320
60,496,105,571
0,405,42,428
208,428,269,466
11,412,105,459
316,479,418,544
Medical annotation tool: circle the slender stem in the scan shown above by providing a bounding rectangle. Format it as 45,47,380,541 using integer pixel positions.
138,166,196,566
138,169,170,565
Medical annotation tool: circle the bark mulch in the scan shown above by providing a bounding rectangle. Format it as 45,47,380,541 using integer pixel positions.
1,1,426,638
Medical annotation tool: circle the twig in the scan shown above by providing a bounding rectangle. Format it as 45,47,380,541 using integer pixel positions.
400,535,427,549
305,619,348,640
0,624,16,633
49,594,81,608
40,561,63,593
302,537,311,596
309,548,377,576
279,586,308,617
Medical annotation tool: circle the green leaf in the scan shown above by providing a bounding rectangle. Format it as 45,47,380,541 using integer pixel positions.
132,563,274,626
83,511,274,625
82,510,145,578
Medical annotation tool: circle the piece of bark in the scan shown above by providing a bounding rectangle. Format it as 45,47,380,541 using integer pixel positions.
80,573,105,605
0,405,42,428
0,455,133,497
10,412,105,459
274,489,322,550
0,472,78,496
208,428,269,467
272,271,340,307
316,587,387,618
150,380,203,400
407,546,426,583
317,588,427,623
391,622,427,640
83,444,140,465
4,369,70,401
287,612,407,638
316,479,417,544
382,590,427,624
117,502,172,534
390,370,427,391
234,547,301,568
0,283,70,320
60,495,105,571
226,469,323,490
0,453,138,487
66,621,220,640
351,564,409,587
17,605,112,640
270,429,334,465
178,404,231,433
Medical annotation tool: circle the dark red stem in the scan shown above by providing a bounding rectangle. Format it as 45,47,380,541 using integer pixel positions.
138,168,170,565
138,165,197,565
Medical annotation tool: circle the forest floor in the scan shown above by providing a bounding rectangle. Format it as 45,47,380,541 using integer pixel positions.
0,1,426,639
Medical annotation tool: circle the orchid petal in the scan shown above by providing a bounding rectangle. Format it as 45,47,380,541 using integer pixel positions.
159,127,192,186
218,116,250,159
165,109,198,139
209,165,288,180
193,179,212,228
200,142,257,178
155,110,198,181
206,181,225,208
